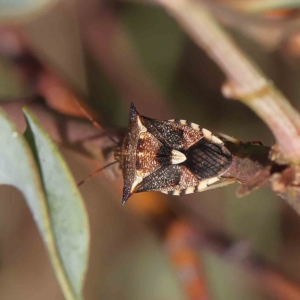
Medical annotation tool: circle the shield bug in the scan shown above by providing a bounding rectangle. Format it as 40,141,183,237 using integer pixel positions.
78,103,237,204
114,103,234,204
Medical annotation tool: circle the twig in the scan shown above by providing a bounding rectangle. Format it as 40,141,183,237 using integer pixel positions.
202,1,300,51
222,0,300,13
2,102,299,300
162,218,300,300
1,101,116,161
165,221,212,300
154,0,300,164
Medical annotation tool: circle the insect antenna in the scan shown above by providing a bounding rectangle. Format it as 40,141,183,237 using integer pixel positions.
75,100,120,145
74,101,122,186
77,161,118,187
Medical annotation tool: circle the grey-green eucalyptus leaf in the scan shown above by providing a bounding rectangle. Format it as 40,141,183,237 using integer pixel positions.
0,107,89,300
23,107,90,300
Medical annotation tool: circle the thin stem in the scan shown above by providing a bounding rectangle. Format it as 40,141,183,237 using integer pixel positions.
156,0,300,163
223,0,300,14
163,219,300,300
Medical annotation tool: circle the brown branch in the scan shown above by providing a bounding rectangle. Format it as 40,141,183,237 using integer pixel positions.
221,0,300,13
192,221,300,300
270,165,300,216
2,6,300,297
202,1,300,51
1,101,117,162
165,221,213,300
154,0,300,165
132,0,300,214
3,101,300,300
162,218,300,300
224,142,271,181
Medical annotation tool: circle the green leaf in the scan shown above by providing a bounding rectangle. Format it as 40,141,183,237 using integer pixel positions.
0,107,89,300
0,0,55,22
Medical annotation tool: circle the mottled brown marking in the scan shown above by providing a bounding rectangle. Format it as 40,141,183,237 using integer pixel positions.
119,105,144,202
140,117,204,150
161,166,199,192
119,103,234,203
136,132,162,178
182,126,204,149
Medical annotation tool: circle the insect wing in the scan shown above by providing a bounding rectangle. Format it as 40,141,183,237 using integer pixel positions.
121,104,234,202
140,117,204,150
184,138,232,180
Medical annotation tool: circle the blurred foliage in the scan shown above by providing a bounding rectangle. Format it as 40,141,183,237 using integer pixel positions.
0,0,56,22
24,109,89,300
0,55,29,99
0,108,89,300
1,1,300,300
222,0,300,13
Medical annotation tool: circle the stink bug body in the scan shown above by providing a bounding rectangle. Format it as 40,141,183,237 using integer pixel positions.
115,103,234,204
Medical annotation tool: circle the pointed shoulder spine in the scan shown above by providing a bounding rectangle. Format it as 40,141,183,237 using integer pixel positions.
130,103,139,121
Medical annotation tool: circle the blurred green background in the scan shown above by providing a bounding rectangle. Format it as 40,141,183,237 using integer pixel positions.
1,1,300,300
